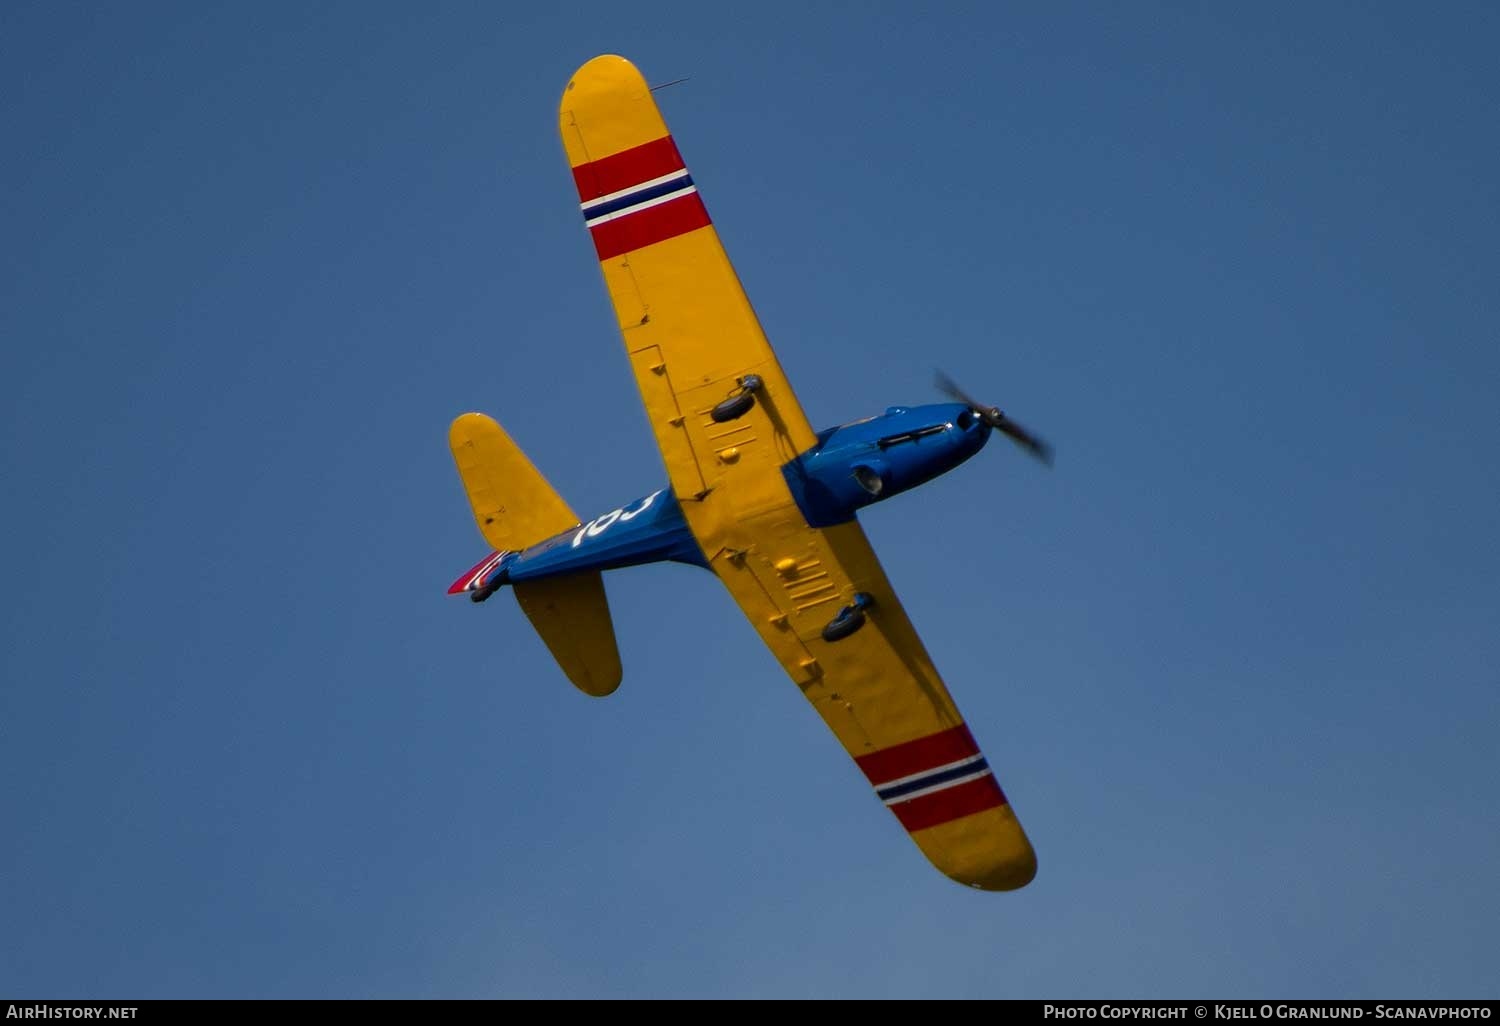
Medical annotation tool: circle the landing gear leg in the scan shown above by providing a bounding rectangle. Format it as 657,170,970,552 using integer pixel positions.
821,591,874,642
710,374,765,423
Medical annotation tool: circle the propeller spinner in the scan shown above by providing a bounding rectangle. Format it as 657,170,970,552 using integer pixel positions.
936,370,1054,466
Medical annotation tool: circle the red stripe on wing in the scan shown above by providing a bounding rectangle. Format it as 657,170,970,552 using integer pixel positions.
572,136,686,201
888,775,1009,832
588,192,711,260
854,724,983,786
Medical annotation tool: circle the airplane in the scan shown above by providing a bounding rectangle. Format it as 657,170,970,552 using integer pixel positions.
446,55,1051,891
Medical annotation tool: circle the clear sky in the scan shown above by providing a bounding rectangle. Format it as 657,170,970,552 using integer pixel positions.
3,1,1497,1000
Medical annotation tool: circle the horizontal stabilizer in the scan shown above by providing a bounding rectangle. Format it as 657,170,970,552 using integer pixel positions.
514,572,622,697
449,412,623,696
449,412,578,551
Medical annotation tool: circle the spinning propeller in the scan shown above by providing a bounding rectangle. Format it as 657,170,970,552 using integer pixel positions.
936,370,1054,467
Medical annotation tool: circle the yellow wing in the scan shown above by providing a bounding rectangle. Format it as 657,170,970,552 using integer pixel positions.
559,55,818,521
560,56,1035,890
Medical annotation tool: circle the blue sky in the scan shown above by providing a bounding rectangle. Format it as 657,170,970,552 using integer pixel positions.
3,1,1497,999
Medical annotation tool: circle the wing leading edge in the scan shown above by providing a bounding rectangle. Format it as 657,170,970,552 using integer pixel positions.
559,55,1035,890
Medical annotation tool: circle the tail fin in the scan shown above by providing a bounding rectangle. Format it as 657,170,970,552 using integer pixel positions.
449,413,623,697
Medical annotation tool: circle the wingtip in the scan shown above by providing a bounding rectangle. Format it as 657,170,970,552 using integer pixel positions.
957,847,1038,892
910,802,1039,893
448,410,496,440
563,54,646,100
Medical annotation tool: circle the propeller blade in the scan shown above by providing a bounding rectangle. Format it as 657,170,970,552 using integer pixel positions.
993,414,1053,466
934,369,1053,466
934,370,984,412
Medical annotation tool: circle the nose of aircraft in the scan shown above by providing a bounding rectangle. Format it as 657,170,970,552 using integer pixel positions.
954,406,991,453
935,371,1053,466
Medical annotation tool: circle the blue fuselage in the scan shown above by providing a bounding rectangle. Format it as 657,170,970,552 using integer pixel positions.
508,486,706,580
475,402,989,590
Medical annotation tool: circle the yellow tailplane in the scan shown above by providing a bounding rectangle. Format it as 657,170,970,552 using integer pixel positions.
448,413,623,697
